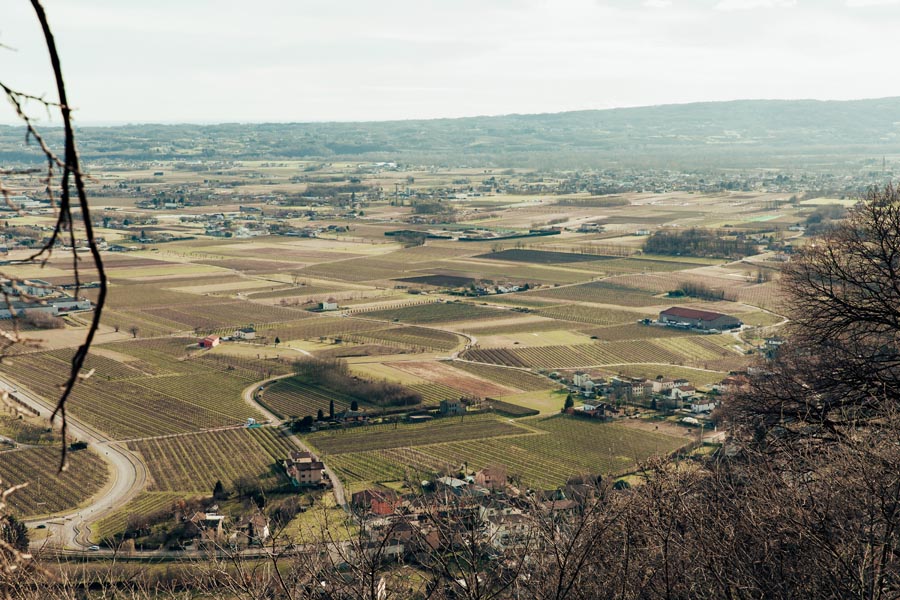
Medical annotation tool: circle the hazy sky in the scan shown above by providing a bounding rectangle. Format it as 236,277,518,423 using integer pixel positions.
1,0,898,124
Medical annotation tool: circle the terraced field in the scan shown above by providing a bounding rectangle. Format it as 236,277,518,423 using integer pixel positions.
0,447,109,517
128,427,297,493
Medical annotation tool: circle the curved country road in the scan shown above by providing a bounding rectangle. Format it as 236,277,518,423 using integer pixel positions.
0,376,147,551
241,375,348,510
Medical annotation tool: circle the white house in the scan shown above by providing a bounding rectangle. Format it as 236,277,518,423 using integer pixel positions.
691,398,719,413
234,326,256,340
573,372,593,388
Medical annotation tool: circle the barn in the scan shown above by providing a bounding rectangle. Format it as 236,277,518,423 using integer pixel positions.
659,306,742,330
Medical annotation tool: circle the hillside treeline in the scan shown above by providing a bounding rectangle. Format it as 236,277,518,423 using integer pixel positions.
292,357,422,407
644,227,759,258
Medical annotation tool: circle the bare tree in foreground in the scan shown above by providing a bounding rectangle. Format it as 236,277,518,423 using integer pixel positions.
0,0,106,471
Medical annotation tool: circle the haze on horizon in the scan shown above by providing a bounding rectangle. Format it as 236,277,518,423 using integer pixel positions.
1,0,899,126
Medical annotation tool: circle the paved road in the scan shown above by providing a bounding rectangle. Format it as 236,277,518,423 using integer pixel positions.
242,375,348,511
0,376,147,551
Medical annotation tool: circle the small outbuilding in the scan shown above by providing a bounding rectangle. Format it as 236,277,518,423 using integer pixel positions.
200,335,220,348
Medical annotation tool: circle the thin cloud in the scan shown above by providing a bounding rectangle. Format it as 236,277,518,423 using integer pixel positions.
846,0,900,5
643,0,673,7
715,0,796,10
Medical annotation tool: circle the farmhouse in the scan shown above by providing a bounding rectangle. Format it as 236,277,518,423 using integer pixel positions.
233,326,256,340
352,488,402,516
475,466,508,491
691,397,719,413
440,399,465,416
320,299,338,311
200,335,220,348
659,306,742,330
188,511,226,543
283,450,325,487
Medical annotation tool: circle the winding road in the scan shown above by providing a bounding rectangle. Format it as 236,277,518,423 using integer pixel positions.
241,375,348,510
0,376,147,551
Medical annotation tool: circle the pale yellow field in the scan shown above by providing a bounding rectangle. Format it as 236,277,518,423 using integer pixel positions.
495,389,570,415
478,329,594,348
349,362,428,385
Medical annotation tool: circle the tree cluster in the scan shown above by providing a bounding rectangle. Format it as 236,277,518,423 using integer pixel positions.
292,357,422,409
644,227,759,258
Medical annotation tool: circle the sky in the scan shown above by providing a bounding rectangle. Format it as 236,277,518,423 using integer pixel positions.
1,0,899,125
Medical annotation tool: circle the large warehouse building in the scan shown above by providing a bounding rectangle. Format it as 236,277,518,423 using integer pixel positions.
659,306,742,331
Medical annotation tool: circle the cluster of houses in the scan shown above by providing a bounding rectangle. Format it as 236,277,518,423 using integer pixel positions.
174,506,271,549
348,466,601,557
199,326,257,348
564,369,751,416
0,278,92,320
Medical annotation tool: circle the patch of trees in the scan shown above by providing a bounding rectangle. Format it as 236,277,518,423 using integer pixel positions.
412,201,457,217
644,227,759,259
292,357,422,408
667,281,725,301
301,183,369,199
803,203,847,235
21,310,64,329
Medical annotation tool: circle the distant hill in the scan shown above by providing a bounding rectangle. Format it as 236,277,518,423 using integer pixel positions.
3,98,900,169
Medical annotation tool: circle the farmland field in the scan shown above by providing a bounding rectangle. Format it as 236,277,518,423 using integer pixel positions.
317,415,686,489
91,492,185,543
0,338,279,439
362,302,506,324
474,249,614,264
128,427,298,493
343,326,461,351
387,361,515,398
447,361,558,392
305,414,529,455
536,304,652,326
394,274,478,287
462,336,734,369
528,280,676,306
0,447,109,517
257,376,358,420
4,168,785,549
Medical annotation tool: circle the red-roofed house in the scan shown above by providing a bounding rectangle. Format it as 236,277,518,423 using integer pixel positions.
200,335,220,348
